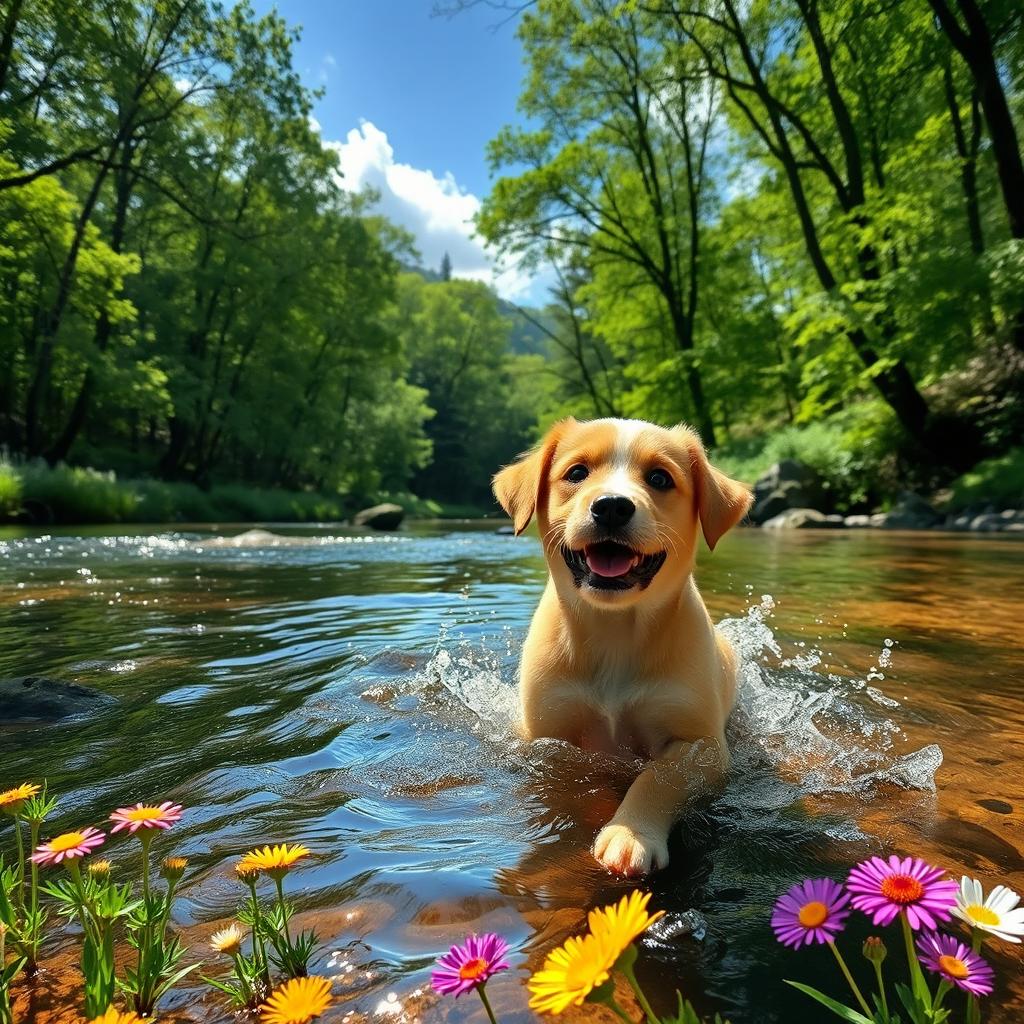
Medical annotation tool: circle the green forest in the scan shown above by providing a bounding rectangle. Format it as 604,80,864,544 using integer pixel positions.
1,0,1022,523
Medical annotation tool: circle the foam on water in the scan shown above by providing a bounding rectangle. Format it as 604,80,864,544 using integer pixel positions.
399,593,942,840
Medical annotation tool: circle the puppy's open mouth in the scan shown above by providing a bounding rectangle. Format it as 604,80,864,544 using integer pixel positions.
561,541,667,591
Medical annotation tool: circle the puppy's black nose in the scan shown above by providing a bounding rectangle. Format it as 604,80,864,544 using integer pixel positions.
591,494,635,529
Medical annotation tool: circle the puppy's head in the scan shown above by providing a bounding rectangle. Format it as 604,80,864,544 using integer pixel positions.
493,418,750,608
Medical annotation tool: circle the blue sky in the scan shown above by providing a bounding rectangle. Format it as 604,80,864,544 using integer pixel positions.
250,1,543,300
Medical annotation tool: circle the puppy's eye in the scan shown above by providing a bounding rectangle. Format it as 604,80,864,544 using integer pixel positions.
646,468,674,491
565,464,589,483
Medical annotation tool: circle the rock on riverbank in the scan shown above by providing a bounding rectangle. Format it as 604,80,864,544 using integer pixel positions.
747,461,1024,533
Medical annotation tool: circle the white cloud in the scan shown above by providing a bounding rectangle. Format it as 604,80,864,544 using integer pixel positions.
323,120,539,302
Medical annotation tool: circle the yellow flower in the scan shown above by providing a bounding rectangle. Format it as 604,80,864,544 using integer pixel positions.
0,782,40,815
87,859,113,879
239,843,311,880
527,931,617,1014
210,923,244,955
161,856,188,881
261,976,333,1024
586,891,665,961
87,1008,144,1024
235,861,261,884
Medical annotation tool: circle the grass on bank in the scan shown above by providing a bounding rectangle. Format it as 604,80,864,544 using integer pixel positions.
0,461,493,525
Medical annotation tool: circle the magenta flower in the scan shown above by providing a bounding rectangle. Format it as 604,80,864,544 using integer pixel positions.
846,855,957,930
771,878,851,948
109,800,183,833
30,827,106,866
431,933,511,997
917,931,995,996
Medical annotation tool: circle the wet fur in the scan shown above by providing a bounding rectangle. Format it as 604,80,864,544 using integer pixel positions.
493,417,751,876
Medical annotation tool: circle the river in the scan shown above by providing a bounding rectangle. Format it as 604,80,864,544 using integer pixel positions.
2,523,1022,1022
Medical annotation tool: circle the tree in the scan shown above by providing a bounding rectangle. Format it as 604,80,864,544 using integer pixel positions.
480,0,721,445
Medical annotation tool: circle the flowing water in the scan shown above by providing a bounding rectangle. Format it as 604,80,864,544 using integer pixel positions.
2,523,1023,1023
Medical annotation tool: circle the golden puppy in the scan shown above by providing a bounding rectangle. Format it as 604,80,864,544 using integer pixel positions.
493,417,751,876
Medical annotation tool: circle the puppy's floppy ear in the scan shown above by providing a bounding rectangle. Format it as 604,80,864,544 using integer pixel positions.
677,426,752,551
493,418,575,535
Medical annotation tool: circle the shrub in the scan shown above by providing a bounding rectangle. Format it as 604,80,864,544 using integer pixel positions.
0,461,23,517
948,447,1024,511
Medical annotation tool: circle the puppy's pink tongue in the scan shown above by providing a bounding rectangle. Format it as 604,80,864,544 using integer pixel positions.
585,545,635,577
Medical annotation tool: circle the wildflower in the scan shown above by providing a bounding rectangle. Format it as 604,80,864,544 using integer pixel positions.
235,861,261,883
0,782,40,815
160,856,188,881
87,859,113,879
30,827,106,866
916,931,995,996
527,931,617,1014
432,933,511,997
261,976,333,1024
109,801,183,834
211,923,245,956
846,855,957,930
239,843,310,880
587,891,665,959
87,1009,144,1024
771,878,851,948
862,936,887,963
951,877,1024,944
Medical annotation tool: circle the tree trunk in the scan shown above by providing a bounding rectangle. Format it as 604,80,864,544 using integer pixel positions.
45,138,138,464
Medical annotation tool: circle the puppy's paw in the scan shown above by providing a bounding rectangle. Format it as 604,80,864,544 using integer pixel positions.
592,823,668,877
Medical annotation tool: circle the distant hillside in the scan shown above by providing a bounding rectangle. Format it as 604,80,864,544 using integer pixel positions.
402,262,553,358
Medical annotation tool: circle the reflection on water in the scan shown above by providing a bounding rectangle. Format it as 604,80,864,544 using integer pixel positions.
2,524,1023,1022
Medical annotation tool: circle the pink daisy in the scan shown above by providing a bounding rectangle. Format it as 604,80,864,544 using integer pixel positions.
431,933,511,997
917,931,994,996
109,800,183,834
30,827,106,866
846,855,957,930
771,878,851,947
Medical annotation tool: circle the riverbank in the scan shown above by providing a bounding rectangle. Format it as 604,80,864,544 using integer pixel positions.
0,462,490,526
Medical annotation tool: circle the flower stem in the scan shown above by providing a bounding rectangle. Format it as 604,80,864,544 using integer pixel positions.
605,995,636,1024
900,913,928,999
247,879,270,989
622,960,660,1024
476,983,499,1024
231,951,253,1006
28,819,40,967
12,814,25,907
274,876,292,949
872,958,889,1022
139,832,152,905
828,941,873,1019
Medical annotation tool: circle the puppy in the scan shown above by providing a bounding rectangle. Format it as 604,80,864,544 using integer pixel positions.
493,417,751,876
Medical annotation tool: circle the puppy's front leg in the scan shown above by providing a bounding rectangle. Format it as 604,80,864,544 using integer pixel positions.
593,736,728,876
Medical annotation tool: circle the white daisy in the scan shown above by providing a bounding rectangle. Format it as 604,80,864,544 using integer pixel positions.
951,876,1024,943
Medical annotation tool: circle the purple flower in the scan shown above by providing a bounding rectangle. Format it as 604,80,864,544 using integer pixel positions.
771,878,851,948
431,933,511,997
917,931,995,996
846,855,958,930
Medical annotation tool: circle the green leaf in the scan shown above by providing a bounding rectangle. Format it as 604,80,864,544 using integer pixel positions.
785,981,876,1024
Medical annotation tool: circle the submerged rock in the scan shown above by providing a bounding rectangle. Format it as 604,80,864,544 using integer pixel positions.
197,529,310,548
762,508,845,529
352,503,404,530
0,676,115,724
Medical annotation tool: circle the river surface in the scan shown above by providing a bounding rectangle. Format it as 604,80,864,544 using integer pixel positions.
2,523,1023,1023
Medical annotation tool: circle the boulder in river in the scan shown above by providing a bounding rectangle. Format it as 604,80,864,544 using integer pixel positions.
750,460,824,525
352,503,405,530
198,528,304,548
762,508,845,529
880,492,943,530
0,676,115,724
